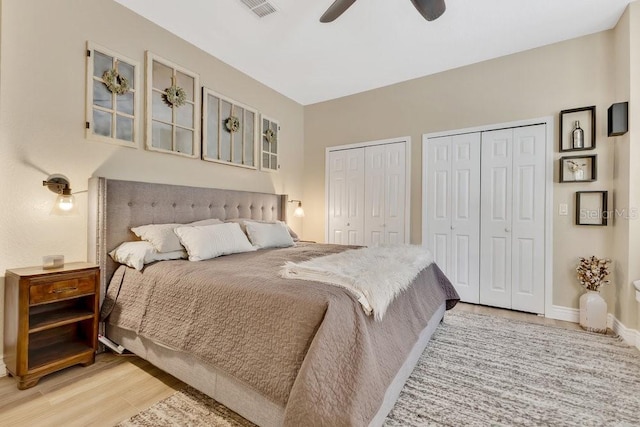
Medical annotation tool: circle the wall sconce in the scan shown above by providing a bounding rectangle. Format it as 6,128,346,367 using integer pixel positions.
289,200,305,218
43,174,78,216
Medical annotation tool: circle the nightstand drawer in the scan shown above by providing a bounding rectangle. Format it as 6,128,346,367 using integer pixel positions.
30,276,95,305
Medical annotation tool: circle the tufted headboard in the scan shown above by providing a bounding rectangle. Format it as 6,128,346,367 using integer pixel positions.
87,177,287,303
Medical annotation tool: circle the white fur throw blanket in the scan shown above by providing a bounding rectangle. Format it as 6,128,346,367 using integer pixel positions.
280,245,434,321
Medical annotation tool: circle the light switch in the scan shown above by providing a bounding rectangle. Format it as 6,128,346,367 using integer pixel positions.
559,203,569,216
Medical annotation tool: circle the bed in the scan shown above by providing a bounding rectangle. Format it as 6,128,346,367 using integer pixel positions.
88,177,459,427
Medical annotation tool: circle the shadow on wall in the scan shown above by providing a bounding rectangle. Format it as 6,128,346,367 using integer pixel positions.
19,155,55,179
91,149,278,195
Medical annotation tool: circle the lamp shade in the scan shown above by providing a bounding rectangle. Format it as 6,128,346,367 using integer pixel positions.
51,192,78,216
289,199,305,218
43,174,78,216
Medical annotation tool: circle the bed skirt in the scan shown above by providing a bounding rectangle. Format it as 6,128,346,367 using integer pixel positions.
106,302,446,427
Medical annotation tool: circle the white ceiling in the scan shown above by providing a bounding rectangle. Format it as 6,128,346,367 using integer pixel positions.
114,0,631,105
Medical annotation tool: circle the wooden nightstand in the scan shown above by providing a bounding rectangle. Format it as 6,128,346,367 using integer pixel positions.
3,262,100,389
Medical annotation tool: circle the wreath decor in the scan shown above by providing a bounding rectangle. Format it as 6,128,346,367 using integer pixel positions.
164,85,187,107
225,116,240,133
264,128,276,144
103,68,130,95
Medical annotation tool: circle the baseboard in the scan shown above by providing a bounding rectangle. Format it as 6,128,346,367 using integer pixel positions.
0,358,6,377
608,314,640,351
546,305,579,323
547,306,640,350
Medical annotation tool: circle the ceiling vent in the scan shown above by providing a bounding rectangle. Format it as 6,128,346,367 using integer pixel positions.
240,0,277,18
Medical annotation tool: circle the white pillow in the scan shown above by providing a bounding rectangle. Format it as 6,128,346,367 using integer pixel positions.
225,218,299,242
189,218,225,227
244,221,295,249
132,219,223,252
174,222,256,261
109,241,187,271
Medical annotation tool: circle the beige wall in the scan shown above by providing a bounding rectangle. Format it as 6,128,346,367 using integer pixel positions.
622,2,640,330
0,0,304,363
611,7,633,327
304,31,618,311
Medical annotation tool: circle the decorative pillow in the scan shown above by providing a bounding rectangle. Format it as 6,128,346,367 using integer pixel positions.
109,241,187,271
189,218,224,227
225,218,299,242
131,218,223,252
244,221,295,249
174,222,256,261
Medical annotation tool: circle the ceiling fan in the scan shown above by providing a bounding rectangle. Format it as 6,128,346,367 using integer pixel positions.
320,0,446,23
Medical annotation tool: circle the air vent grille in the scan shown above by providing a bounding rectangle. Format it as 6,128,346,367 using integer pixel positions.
240,0,277,18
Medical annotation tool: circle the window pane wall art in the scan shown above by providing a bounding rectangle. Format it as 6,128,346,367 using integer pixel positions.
202,87,257,169
261,115,279,172
85,42,140,147
145,52,200,158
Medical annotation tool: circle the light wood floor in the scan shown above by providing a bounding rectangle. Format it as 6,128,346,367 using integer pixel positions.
0,304,586,426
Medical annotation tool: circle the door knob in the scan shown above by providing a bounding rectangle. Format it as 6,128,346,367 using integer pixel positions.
505,227,511,232
450,225,456,230
347,223,350,226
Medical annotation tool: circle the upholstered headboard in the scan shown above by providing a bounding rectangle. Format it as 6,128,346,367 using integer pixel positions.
87,177,287,303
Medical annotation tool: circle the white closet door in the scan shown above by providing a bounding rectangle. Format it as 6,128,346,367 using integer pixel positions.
480,125,546,313
364,142,406,246
364,145,386,246
328,149,365,245
511,124,546,313
480,129,513,309
426,136,452,275
426,134,480,303
383,142,406,244
451,133,481,303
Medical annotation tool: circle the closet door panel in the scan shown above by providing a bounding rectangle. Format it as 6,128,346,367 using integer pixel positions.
384,142,406,244
480,129,513,309
511,124,545,314
425,136,452,276
328,149,365,245
345,149,366,245
451,133,480,303
364,145,386,246
328,151,347,244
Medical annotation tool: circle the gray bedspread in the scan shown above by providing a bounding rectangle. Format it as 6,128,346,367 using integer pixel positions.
101,243,459,426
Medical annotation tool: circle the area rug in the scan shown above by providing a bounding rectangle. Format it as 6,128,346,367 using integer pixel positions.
118,311,640,426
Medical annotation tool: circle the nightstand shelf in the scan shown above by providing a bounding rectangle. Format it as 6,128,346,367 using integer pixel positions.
3,262,100,389
29,306,95,333
29,340,94,371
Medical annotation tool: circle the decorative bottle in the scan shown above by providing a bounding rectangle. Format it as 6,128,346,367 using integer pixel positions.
572,120,584,149
579,290,607,333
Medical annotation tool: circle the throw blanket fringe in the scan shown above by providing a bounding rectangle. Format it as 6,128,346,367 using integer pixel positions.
280,245,433,321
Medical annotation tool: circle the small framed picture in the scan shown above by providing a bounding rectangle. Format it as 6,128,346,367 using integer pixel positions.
575,191,608,226
560,106,596,152
559,155,597,183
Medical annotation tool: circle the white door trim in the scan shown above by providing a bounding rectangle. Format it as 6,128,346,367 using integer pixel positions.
422,116,554,316
325,136,411,244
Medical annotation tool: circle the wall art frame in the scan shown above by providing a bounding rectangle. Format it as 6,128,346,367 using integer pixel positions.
145,51,201,158
559,154,597,183
559,106,596,152
261,115,280,172
575,190,608,226
85,41,140,147
201,87,258,169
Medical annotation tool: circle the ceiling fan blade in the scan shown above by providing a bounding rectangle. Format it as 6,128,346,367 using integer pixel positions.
410,0,446,21
320,0,358,23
